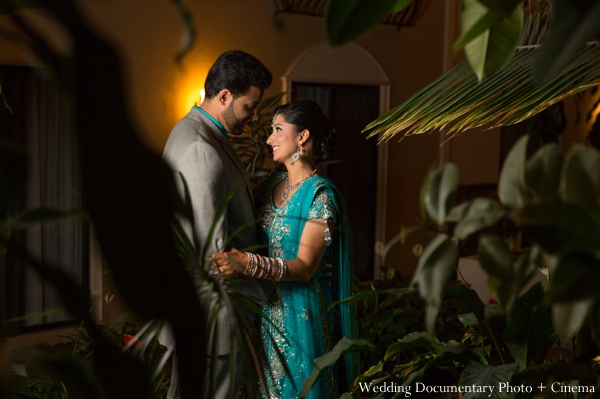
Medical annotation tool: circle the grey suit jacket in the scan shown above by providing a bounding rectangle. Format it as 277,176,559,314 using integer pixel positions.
163,106,272,354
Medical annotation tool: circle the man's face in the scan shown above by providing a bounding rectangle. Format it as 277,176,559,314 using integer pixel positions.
221,86,263,134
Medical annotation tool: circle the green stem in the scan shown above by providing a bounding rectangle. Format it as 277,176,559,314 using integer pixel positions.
72,320,84,356
483,318,505,365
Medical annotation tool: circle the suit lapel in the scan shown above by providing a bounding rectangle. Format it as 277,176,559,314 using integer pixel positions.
192,109,255,209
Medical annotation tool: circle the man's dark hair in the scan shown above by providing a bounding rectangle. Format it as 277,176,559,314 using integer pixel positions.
204,50,272,99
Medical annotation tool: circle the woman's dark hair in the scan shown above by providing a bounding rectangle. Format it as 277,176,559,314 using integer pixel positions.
205,50,273,98
274,99,337,163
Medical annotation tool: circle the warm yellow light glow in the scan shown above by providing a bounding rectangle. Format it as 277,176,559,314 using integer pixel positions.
178,77,205,119
593,98,600,126
200,89,205,103
174,57,210,119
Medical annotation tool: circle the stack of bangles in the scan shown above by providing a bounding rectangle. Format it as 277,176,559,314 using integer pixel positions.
244,252,288,281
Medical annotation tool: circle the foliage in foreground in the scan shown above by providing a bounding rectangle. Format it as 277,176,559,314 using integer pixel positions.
309,135,600,398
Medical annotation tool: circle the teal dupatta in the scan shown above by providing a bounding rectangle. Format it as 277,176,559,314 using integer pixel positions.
278,176,359,392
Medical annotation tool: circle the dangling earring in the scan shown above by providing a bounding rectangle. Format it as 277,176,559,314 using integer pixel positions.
291,144,301,166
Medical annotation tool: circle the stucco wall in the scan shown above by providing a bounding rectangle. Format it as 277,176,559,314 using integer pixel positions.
0,0,484,279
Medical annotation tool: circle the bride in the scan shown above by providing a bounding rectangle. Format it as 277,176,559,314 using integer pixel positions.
212,98,358,398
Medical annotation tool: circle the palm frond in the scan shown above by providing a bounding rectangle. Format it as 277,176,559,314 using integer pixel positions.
366,42,600,142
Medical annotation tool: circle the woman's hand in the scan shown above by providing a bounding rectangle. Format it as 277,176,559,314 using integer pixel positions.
211,247,248,276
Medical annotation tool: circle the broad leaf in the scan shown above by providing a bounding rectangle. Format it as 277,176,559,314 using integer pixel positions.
528,294,556,366
453,197,505,240
552,298,594,339
424,163,459,226
446,284,485,326
511,360,598,389
459,362,519,399
524,143,561,199
561,150,600,217
533,0,600,85
477,234,516,309
498,135,528,209
460,0,523,81
411,234,459,334
516,202,600,255
571,144,600,190
502,282,545,369
383,332,433,362
300,337,377,397
551,251,600,302
325,0,414,46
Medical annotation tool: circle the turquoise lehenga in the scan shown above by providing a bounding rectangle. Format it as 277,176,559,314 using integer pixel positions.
254,172,359,399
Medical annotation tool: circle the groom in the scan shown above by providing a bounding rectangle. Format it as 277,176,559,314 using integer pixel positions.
162,50,273,398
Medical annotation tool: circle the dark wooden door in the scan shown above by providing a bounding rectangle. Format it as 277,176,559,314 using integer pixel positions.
292,83,379,280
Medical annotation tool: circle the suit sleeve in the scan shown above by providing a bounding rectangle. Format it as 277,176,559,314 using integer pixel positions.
178,140,228,261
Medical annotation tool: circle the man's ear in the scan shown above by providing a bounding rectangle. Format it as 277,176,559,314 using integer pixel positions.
217,89,232,107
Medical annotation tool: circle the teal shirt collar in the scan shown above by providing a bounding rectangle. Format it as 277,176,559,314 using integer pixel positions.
194,105,228,140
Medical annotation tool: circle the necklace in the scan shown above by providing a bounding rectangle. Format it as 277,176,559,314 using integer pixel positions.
280,169,317,203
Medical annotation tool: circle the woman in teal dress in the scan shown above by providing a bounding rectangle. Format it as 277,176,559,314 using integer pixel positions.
212,99,358,398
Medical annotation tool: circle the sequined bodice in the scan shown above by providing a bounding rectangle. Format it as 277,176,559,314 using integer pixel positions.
256,172,337,278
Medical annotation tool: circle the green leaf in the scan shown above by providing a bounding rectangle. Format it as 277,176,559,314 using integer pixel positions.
477,234,517,309
0,80,13,114
424,163,459,226
561,149,600,217
533,0,600,85
511,360,598,389
330,287,412,308
9,347,104,399
446,284,486,326
410,233,459,334
525,143,562,199
571,144,600,190
478,0,521,16
325,0,414,46
459,362,519,399
171,0,195,62
258,92,286,114
516,202,600,255
502,282,545,369
551,251,600,302
4,208,87,230
453,197,505,240
446,201,470,222
300,337,377,397
528,293,556,366
460,0,523,81
454,10,501,53
552,298,594,339
498,135,528,209
383,332,433,362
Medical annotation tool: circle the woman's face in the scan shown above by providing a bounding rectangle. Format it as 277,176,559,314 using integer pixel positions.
267,114,300,164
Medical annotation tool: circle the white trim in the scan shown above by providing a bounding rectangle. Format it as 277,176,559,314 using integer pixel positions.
284,42,391,280
439,0,460,164
374,84,391,280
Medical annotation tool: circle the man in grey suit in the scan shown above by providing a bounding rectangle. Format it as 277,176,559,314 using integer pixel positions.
162,50,273,398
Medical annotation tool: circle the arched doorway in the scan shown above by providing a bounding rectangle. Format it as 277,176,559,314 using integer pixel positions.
283,43,391,280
